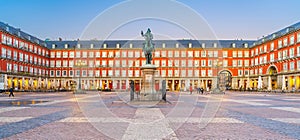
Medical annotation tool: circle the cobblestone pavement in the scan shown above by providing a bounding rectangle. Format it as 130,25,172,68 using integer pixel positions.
0,91,300,139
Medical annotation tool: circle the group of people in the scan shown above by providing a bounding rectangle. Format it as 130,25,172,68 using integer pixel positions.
189,86,206,94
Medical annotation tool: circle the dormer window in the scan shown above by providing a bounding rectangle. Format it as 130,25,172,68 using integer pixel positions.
116,43,120,48
272,34,276,39
103,43,107,48
188,43,192,48
213,43,217,48
77,44,81,48
90,44,93,48
129,43,133,48
244,43,248,48
162,43,166,48
28,36,31,41
17,31,21,37
6,26,9,32
52,44,56,49
175,43,179,48
64,44,68,49
201,43,205,48
232,43,236,48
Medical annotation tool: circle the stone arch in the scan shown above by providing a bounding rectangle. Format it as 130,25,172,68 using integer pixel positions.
267,65,278,75
218,70,232,90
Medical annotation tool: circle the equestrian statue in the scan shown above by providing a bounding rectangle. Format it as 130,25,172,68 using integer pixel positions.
141,28,155,65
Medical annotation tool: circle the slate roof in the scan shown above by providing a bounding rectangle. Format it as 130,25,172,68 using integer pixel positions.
254,21,300,46
0,21,47,47
45,40,255,49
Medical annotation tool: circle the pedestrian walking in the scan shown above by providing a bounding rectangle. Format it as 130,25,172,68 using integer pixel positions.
200,87,204,94
9,87,14,97
189,85,193,94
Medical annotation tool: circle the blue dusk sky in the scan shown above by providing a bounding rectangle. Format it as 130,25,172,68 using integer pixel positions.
0,0,300,40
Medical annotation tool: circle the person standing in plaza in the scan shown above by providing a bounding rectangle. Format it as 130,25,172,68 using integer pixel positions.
9,87,14,97
189,85,193,94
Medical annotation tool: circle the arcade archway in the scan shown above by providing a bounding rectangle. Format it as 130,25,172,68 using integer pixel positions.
267,65,278,89
219,70,232,90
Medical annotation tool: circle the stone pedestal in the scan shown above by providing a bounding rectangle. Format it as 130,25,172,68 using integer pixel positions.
140,64,159,101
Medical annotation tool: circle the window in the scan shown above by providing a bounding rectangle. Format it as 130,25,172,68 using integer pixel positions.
168,60,173,67
232,51,237,57
168,70,173,77
175,70,179,77
89,60,95,67
223,60,228,67
102,52,107,57
201,51,206,57
115,60,120,67
50,70,54,76
102,60,107,67
1,48,6,58
201,70,206,76
238,70,243,76
161,60,166,67
128,51,133,58
181,60,186,67
1,34,6,44
290,48,294,58
283,50,288,59
175,51,179,57
259,68,263,74
82,70,87,76
63,52,68,58
238,60,243,67
168,51,173,57
245,70,249,76
181,51,186,57
76,52,81,58
135,70,140,77
208,51,213,57
213,51,218,57
238,51,243,57
244,60,249,67
201,60,206,67
232,60,237,67
155,51,160,57
56,60,61,67
181,70,186,77
270,53,274,62
283,63,288,71
188,60,193,67
298,60,300,70
278,51,282,60
208,70,212,76
135,60,140,67
188,70,193,77
162,51,167,57
122,60,126,67
263,45,267,53
128,60,133,67
69,52,74,58
278,40,282,48
283,38,288,47
96,52,100,58
297,32,300,43
161,70,166,77
102,70,107,77
194,60,199,67
270,42,274,51
244,51,249,57
135,51,140,58
76,70,80,77
69,70,73,77
56,52,61,58
223,51,228,57
298,46,300,56
109,60,114,67
195,51,200,57
290,35,295,45
188,51,193,57
208,60,212,67
69,61,74,67
290,62,295,71
175,60,179,67
63,60,68,67
56,70,61,77
89,52,94,58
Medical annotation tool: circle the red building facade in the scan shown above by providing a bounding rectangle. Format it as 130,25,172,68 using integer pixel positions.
1,21,300,92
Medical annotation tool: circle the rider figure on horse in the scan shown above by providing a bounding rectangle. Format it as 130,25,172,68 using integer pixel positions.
141,28,155,65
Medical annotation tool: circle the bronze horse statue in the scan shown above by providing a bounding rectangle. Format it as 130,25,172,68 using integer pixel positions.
141,28,155,65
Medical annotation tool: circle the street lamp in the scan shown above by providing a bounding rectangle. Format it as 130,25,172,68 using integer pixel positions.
212,59,224,94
